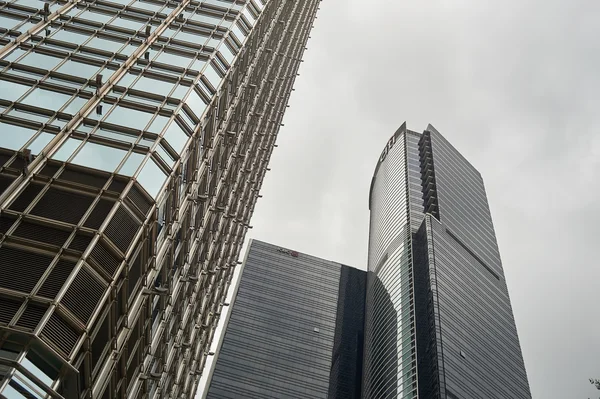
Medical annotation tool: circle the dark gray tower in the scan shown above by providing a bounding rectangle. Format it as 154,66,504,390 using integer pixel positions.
0,1,320,398
205,239,366,399
364,123,531,399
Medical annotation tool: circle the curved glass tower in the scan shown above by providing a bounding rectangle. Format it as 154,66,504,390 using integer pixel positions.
363,123,531,399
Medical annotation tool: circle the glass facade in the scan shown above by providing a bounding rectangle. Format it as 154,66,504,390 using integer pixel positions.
205,239,366,399
0,0,319,397
365,123,531,398
364,124,419,399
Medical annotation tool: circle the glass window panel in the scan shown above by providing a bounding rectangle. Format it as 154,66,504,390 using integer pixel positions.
219,45,234,64
132,76,176,95
219,19,233,29
173,30,208,45
147,115,169,133
110,17,145,31
137,157,167,198
51,29,90,46
242,8,256,25
14,21,37,34
63,96,88,115
170,84,189,99
83,11,114,24
0,15,21,31
136,0,163,12
202,63,221,89
87,36,124,53
14,0,38,7
119,43,139,57
191,13,222,26
28,132,55,155
179,109,195,128
206,37,221,47
64,7,82,17
13,372,45,398
1,383,28,399
93,129,139,145
0,123,38,151
0,80,31,102
118,151,145,175
19,52,64,71
3,48,26,63
56,60,102,79
72,141,127,172
231,24,245,40
163,121,187,153
105,105,154,128
21,358,53,386
190,58,206,72
7,109,51,124
155,51,192,69
21,89,72,111
185,90,207,119
52,138,82,161
116,72,138,88
156,144,174,166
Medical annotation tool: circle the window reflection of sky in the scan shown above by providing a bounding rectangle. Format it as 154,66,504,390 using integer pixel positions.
137,157,167,198
0,0,262,203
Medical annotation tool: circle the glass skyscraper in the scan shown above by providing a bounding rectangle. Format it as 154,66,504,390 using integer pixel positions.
204,239,366,399
0,0,319,397
364,123,531,398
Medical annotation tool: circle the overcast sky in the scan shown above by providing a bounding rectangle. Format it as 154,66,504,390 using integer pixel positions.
200,1,600,398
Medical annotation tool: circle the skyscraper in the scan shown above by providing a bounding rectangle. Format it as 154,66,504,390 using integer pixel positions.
0,0,319,397
364,123,531,398
204,239,366,399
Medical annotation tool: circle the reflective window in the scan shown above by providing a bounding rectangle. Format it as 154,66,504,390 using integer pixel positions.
21,357,53,386
163,121,188,153
0,80,30,102
51,29,90,45
87,36,125,53
56,60,102,79
219,45,235,64
52,138,82,162
29,133,55,155
203,63,221,89
21,89,73,112
155,51,193,69
3,48,27,63
72,141,127,172
105,105,154,128
0,123,39,151
137,157,167,197
147,115,170,133
19,52,62,70
119,151,145,176
185,89,207,118
132,76,176,95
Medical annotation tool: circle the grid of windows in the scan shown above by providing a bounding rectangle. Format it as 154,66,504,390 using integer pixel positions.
207,240,343,399
206,240,366,399
0,0,320,398
367,123,531,399
364,128,418,399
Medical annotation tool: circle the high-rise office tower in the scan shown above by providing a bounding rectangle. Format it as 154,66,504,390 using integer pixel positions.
364,123,531,398
0,0,319,397
204,239,366,399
